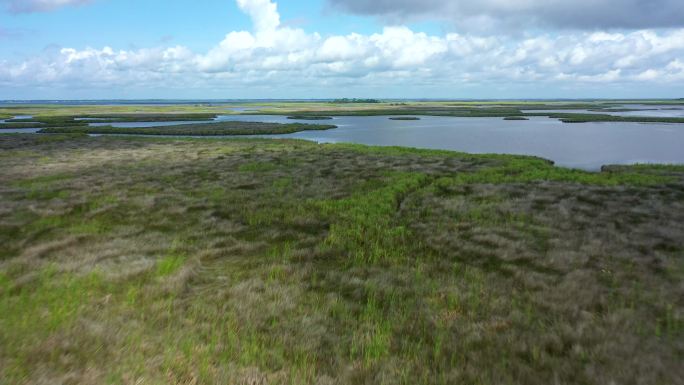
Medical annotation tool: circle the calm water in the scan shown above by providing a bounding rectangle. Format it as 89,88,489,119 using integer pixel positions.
214,115,684,170
87,114,684,170
3,110,680,170
523,105,684,118
0,116,40,133
0,115,33,122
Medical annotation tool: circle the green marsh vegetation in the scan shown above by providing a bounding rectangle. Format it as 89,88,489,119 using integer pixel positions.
11,113,220,129
39,121,337,136
75,113,218,122
286,116,334,120
0,134,682,384
560,115,684,123
3,100,684,126
265,106,527,118
244,101,682,123
0,122,44,129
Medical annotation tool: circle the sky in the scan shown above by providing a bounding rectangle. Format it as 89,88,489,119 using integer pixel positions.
0,0,683,99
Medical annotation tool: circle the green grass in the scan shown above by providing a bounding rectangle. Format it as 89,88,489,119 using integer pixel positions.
0,134,683,384
320,173,429,265
38,121,337,136
156,253,186,277
443,158,675,186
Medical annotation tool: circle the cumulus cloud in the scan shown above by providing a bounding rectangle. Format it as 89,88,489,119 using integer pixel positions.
1,0,684,96
1,0,92,13
236,0,280,32
327,0,684,30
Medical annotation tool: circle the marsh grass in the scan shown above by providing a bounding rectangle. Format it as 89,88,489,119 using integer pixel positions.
39,121,337,136
0,134,682,384
287,116,333,120
0,123,44,129
525,113,684,124
267,106,525,118
76,113,218,122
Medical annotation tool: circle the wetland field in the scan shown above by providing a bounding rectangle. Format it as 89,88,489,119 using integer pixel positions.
1,100,683,384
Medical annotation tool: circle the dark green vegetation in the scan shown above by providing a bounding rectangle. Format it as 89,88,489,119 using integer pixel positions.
2,101,684,125
271,105,684,124
1,114,219,130
271,106,526,118
75,114,217,122
246,102,684,124
13,116,86,128
0,123,43,129
1,134,682,384
15,114,216,127
528,113,684,124
388,117,421,121
287,116,334,120
38,121,337,136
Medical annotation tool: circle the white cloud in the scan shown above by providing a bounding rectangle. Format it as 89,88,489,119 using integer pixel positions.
236,0,280,32
2,0,684,96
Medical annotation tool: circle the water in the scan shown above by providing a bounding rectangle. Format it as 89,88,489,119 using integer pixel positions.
0,128,41,133
613,105,684,118
242,116,684,170
523,105,684,118
85,114,684,170
0,115,33,123
0,115,39,132
2,106,679,169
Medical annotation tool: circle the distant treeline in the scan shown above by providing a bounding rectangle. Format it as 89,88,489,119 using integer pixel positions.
331,98,381,104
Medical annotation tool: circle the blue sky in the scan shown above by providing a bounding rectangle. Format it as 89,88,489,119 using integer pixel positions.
0,0,418,54
1,0,683,99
